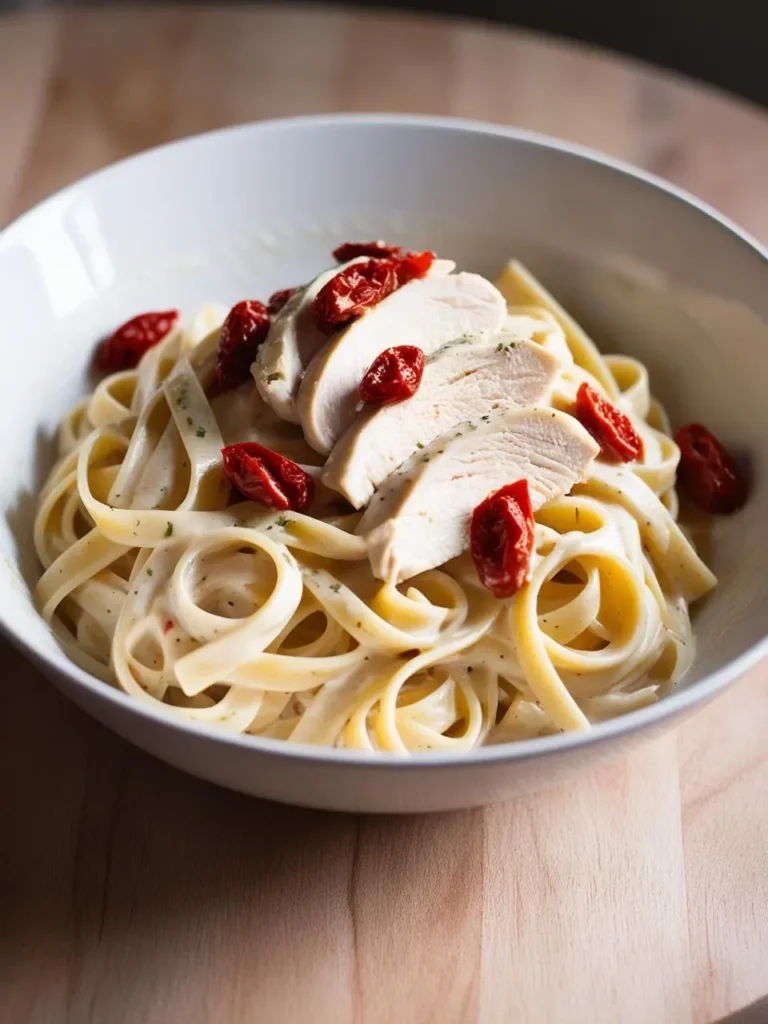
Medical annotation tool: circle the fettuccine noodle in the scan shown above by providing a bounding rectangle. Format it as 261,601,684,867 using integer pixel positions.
33,263,716,752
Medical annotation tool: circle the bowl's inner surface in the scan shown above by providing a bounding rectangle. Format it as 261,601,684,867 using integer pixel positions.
1,118,766,712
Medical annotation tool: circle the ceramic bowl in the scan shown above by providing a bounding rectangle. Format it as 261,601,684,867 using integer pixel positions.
1,114,766,812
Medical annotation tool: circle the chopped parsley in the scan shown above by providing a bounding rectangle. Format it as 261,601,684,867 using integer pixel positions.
146,568,153,576
267,372,284,383
416,442,424,449
164,521,173,537
196,425,206,438
186,416,193,426
276,514,289,528
330,583,341,593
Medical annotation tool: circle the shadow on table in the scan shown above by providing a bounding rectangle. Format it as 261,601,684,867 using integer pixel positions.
717,998,768,1024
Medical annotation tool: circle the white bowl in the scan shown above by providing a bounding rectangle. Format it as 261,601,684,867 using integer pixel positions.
2,114,766,813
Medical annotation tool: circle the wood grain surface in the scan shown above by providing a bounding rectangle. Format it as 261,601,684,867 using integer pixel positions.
0,7,766,1023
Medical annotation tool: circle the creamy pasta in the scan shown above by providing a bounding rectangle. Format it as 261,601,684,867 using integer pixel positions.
33,258,718,752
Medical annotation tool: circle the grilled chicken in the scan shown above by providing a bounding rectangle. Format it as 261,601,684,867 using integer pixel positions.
322,333,561,508
357,406,599,583
296,271,507,454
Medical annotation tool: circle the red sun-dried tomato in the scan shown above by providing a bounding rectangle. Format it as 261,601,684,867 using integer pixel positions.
95,310,180,373
215,300,271,390
359,345,425,406
675,423,747,514
268,287,296,315
312,250,435,333
312,258,399,332
221,442,314,511
575,382,644,462
394,249,435,286
333,240,404,262
470,480,535,598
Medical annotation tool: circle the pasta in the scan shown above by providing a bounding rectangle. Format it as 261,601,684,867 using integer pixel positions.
33,257,719,753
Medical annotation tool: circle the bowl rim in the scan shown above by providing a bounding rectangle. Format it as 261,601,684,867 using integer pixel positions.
3,111,767,768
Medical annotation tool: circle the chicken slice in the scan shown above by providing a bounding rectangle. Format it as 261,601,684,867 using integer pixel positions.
495,260,619,398
502,310,573,368
252,259,364,424
322,334,561,508
357,406,599,583
252,258,456,424
296,271,507,454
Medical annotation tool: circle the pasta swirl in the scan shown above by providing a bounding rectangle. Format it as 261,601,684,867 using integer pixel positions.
33,262,716,751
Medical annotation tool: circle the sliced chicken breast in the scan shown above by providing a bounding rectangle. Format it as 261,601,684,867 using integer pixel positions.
296,272,507,454
357,406,599,583
253,258,456,424
496,260,618,397
252,260,363,424
322,334,561,508
502,310,573,368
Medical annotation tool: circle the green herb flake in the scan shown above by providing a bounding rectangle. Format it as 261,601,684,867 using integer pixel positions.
196,425,206,438
147,568,153,577
276,514,289,528
164,521,173,537
330,583,341,593
186,416,193,426
416,442,424,449
267,372,284,383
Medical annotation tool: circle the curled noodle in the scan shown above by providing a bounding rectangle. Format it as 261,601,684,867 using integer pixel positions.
33,265,715,752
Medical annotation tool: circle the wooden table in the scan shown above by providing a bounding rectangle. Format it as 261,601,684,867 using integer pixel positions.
1,7,767,1023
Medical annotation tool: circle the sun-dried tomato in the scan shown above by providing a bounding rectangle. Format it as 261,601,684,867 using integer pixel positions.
575,382,643,462
333,240,404,262
470,480,535,598
312,258,399,332
221,442,314,511
312,249,435,333
359,346,425,406
675,423,747,514
268,287,297,315
95,310,179,373
215,300,271,390
394,250,435,285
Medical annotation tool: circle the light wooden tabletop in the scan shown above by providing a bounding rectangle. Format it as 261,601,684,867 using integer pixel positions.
1,7,767,1023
